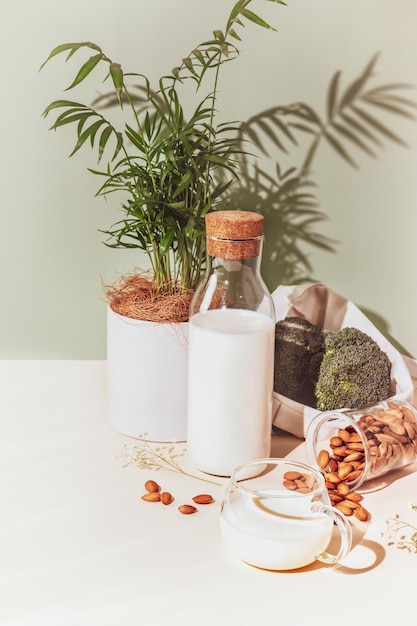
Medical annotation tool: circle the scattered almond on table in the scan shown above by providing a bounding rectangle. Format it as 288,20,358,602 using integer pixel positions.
140,481,214,514
192,494,215,504
178,504,198,515
160,492,174,505
144,479,161,493
141,491,161,502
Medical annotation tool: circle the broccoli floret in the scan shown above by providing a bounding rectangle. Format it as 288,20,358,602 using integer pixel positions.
274,317,325,407
315,327,392,410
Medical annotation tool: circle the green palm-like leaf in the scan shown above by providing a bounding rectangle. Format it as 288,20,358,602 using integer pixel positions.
65,54,104,90
110,63,124,105
39,42,103,71
69,119,107,156
42,99,87,117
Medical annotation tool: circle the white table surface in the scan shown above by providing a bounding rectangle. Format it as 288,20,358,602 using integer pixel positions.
1,360,417,626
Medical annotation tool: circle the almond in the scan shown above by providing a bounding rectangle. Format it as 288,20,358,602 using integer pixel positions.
404,421,416,439
144,480,160,493
328,492,344,504
141,492,161,502
337,462,353,481
317,449,330,469
348,432,363,443
388,421,406,436
332,446,349,457
178,504,198,515
336,482,350,496
192,494,214,505
345,491,363,503
347,442,364,451
343,451,364,463
160,492,173,505
283,471,302,481
338,429,352,443
401,406,416,422
325,472,340,484
354,505,371,522
335,502,354,516
328,458,339,472
340,499,359,510
283,479,297,490
344,469,363,483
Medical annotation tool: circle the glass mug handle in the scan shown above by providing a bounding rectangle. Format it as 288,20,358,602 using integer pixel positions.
311,502,353,565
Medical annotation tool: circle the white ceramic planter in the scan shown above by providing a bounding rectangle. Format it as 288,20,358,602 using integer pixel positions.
106,305,189,441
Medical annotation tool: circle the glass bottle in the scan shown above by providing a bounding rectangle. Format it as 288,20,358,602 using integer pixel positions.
187,210,276,477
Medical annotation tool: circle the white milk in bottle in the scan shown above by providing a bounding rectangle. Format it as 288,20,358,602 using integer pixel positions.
187,211,275,476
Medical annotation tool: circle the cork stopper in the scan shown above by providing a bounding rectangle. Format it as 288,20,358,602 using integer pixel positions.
205,211,264,259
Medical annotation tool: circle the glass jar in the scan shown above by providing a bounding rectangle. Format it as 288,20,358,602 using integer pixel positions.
187,210,275,477
305,399,417,490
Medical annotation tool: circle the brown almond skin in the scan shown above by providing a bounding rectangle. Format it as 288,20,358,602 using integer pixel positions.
336,482,350,496
354,506,371,522
337,463,354,481
338,429,352,443
283,479,297,490
329,492,344,504
283,471,302,481
160,492,173,505
317,449,330,469
144,480,161,493
178,504,198,515
192,494,214,505
340,499,359,510
344,469,363,482
328,458,339,472
345,491,363,503
335,502,354,516
141,492,161,502
325,472,341,484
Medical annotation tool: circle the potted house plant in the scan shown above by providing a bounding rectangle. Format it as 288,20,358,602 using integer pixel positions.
40,0,415,441
40,0,288,441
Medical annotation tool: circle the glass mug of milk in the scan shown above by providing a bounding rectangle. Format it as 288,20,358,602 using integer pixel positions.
220,458,353,571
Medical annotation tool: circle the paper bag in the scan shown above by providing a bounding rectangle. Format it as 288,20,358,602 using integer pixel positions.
271,283,414,438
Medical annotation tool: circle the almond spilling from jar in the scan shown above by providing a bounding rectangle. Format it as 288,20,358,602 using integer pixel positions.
192,494,215,505
354,505,371,522
335,502,354,516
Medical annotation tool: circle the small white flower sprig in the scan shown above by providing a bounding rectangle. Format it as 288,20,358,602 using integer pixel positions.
117,434,223,486
381,502,417,553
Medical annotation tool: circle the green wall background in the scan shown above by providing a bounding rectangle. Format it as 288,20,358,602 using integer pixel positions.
1,0,416,359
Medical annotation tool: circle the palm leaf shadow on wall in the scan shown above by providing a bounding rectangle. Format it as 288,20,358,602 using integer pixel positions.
45,44,416,291
224,53,417,289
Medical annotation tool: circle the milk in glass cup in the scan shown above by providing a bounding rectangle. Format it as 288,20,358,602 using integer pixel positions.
220,458,352,571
